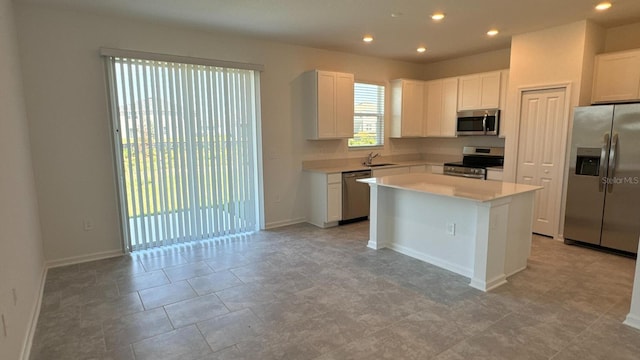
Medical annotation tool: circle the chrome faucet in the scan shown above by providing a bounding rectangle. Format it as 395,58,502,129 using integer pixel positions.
364,152,380,166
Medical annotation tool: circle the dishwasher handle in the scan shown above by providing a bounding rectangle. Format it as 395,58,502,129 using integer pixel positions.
342,171,372,179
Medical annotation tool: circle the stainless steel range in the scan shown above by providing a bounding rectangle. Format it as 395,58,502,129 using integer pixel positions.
443,146,504,179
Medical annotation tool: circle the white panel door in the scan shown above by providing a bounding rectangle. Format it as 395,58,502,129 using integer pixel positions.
458,75,481,110
479,72,501,109
317,72,336,138
335,72,355,138
425,80,443,136
441,78,459,137
402,81,425,136
516,88,566,237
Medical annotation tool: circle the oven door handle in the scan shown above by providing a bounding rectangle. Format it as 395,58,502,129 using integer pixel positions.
444,172,485,179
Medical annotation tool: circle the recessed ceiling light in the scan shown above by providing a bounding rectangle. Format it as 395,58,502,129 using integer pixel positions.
431,13,445,21
391,12,403,18
595,2,612,11
363,35,374,43
417,47,427,53
487,29,499,36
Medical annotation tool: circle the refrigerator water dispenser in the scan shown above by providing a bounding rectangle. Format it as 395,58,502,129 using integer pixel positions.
575,147,600,176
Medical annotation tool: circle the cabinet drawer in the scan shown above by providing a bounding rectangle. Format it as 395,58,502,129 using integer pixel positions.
486,170,503,181
327,173,341,184
430,165,444,174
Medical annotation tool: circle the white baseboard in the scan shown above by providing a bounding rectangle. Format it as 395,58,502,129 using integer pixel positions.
21,249,124,359
387,243,473,278
624,313,640,330
20,264,47,360
46,249,124,269
470,275,508,292
264,217,306,229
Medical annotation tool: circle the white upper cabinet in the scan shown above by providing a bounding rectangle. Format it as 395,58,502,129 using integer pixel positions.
304,70,355,140
592,49,640,104
457,71,502,111
390,79,425,137
424,77,458,137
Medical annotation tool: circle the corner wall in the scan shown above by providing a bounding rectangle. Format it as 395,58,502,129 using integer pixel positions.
14,3,424,259
502,21,593,177
422,48,511,80
0,0,45,358
503,21,595,239
604,22,640,52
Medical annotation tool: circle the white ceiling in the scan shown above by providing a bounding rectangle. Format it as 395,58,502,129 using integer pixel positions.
17,0,640,63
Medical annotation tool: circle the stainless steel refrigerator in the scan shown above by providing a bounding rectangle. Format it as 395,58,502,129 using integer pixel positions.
564,104,640,254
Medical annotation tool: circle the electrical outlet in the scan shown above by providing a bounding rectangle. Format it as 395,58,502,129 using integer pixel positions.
83,219,94,231
11,288,17,306
447,222,456,236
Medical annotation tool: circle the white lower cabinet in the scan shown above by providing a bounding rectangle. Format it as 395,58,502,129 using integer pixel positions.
430,165,444,174
486,169,503,181
307,172,342,228
307,165,451,228
327,182,342,222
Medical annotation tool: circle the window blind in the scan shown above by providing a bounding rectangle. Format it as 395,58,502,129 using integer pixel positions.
105,56,261,251
349,82,385,147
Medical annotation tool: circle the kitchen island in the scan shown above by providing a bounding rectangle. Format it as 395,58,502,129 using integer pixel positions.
358,173,542,292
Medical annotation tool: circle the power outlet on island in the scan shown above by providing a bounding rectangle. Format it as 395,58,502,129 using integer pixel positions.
83,219,94,231
447,222,456,236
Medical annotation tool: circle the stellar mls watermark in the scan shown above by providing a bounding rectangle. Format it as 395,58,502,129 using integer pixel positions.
601,176,640,185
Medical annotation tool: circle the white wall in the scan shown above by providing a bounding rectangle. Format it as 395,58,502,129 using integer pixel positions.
0,0,45,358
579,21,606,106
14,4,424,260
503,20,593,179
502,21,600,239
420,137,506,156
422,48,511,81
604,22,640,53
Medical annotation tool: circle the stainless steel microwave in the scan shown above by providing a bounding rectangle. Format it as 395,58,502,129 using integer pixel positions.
456,109,500,136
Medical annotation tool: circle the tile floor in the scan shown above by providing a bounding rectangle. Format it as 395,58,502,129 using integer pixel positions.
30,221,640,360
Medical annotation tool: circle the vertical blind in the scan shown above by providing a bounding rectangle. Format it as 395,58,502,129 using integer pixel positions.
105,56,260,251
349,82,385,147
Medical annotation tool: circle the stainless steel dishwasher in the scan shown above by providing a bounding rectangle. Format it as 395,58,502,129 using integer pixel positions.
341,170,371,224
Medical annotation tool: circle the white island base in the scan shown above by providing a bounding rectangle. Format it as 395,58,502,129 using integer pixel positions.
360,173,542,292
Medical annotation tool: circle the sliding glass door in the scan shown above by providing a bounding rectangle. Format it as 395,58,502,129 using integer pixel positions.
105,55,261,251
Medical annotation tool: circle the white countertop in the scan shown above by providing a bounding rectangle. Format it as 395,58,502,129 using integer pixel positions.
302,154,461,174
358,173,541,202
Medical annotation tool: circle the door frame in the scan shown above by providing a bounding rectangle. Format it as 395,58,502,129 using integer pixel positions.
507,82,572,240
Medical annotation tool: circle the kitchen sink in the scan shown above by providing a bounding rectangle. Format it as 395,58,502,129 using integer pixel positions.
366,163,396,167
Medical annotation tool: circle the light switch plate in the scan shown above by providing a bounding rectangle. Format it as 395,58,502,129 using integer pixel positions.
447,222,456,236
